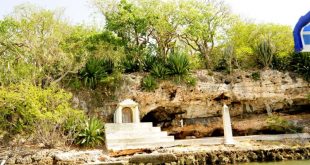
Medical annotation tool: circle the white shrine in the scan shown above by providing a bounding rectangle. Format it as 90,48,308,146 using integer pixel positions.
105,99,174,150
113,99,140,123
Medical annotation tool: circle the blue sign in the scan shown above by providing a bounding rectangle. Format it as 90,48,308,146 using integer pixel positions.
293,11,310,52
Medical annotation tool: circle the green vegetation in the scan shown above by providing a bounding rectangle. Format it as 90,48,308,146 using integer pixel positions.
141,75,158,92
76,118,105,147
184,75,197,87
266,116,303,134
290,52,310,81
251,72,261,81
255,38,276,69
0,0,309,148
79,57,114,89
151,63,168,79
166,52,190,76
0,83,85,143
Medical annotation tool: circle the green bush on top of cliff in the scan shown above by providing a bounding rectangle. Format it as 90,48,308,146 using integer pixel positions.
79,57,115,89
121,54,141,73
150,63,168,79
0,83,85,135
184,75,197,87
255,38,276,69
290,52,310,81
141,75,158,92
166,52,190,76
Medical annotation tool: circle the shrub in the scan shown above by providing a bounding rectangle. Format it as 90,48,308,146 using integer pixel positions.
121,54,140,73
188,54,204,70
33,119,82,148
214,58,228,72
76,118,105,147
251,72,261,81
266,116,303,134
100,71,123,97
79,57,114,88
166,52,190,76
184,75,197,87
255,38,276,68
150,63,168,79
290,52,310,81
271,55,291,71
68,77,83,90
141,75,158,91
215,45,236,73
142,53,158,72
0,83,85,136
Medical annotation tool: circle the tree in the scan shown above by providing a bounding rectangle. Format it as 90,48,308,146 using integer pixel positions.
95,0,182,60
227,19,294,68
95,0,153,60
179,0,233,68
0,4,92,85
144,0,180,58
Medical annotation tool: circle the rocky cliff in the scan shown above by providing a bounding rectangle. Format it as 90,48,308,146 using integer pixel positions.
73,70,310,138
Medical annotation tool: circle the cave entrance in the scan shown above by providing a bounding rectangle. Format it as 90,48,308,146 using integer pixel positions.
122,107,133,123
141,106,184,128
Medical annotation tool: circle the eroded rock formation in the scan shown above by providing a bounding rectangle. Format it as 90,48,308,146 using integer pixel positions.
73,70,310,138
121,70,309,119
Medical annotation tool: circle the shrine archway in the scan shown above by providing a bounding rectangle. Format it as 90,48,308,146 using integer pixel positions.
114,99,140,123
122,107,133,123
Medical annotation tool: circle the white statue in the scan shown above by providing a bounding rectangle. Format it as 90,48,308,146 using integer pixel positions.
222,104,235,145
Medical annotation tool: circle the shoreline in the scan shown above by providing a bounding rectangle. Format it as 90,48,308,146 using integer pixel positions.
1,134,310,165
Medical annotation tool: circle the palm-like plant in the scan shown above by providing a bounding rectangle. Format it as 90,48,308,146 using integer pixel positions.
255,38,276,69
121,54,140,73
166,52,190,76
76,118,104,147
79,57,114,89
150,63,168,79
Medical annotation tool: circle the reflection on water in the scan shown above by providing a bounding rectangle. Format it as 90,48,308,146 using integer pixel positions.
243,160,310,165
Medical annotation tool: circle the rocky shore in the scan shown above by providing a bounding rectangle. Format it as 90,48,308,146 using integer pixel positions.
2,138,310,165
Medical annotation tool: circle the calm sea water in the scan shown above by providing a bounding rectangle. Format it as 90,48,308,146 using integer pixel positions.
243,160,310,165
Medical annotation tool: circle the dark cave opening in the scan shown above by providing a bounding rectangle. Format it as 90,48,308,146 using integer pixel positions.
213,93,230,101
141,106,184,128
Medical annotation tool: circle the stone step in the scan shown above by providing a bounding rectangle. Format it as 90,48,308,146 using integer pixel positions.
106,134,173,144
107,137,175,150
105,126,161,135
106,131,168,139
105,122,175,151
107,136,175,146
105,123,153,133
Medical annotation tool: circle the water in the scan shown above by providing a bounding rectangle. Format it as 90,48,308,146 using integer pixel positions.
243,160,310,165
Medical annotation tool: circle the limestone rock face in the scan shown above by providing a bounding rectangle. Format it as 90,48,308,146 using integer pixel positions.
118,70,309,120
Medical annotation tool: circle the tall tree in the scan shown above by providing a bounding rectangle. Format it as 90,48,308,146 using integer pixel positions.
96,0,153,56
143,0,180,58
179,0,233,68
94,0,181,59
227,19,294,68
0,4,92,85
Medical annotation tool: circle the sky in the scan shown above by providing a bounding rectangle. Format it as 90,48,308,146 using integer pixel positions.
0,0,309,27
